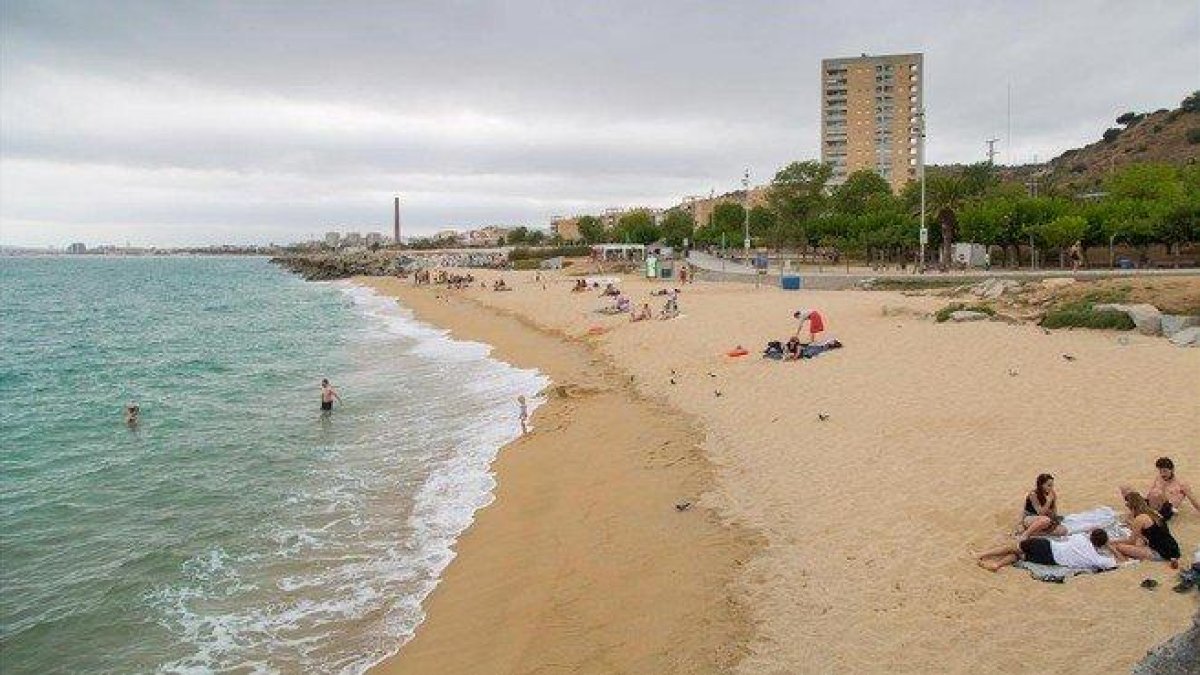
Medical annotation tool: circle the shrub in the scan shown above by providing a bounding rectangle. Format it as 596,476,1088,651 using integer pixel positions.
935,302,996,323
1070,162,1088,173
1187,128,1200,145
1040,302,1135,330
508,245,591,260
1136,143,1148,153
512,259,541,270
1102,128,1121,142
1152,124,1164,133
1116,111,1142,125
1183,91,1200,113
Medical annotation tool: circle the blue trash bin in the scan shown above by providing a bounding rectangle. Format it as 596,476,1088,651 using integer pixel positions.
781,275,802,290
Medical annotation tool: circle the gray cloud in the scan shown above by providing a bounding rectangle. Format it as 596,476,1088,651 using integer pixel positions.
1,0,1196,245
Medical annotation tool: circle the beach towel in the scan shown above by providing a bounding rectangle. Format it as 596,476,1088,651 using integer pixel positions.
1013,506,1132,583
1061,506,1129,538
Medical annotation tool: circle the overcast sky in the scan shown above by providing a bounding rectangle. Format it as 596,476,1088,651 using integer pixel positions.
1,1,1196,246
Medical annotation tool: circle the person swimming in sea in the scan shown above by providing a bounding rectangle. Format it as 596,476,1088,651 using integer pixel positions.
124,402,140,427
320,379,341,413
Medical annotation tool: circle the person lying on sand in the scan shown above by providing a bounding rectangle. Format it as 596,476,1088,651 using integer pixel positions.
977,529,1119,572
630,303,652,322
1018,473,1067,539
1147,457,1199,522
785,336,803,360
1112,489,1181,567
601,283,620,297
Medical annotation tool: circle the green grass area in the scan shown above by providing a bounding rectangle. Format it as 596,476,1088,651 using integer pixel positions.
1040,302,1135,330
1078,287,1131,304
869,278,972,291
935,302,996,322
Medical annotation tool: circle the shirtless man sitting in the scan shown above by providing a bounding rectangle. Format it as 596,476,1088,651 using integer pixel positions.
1147,457,1200,522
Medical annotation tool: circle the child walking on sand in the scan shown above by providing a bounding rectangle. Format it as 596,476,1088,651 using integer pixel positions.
517,395,528,434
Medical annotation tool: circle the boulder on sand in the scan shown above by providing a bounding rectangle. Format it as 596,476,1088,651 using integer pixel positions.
1093,303,1163,336
1160,315,1200,337
1168,326,1200,347
972,279,1020,299
950,310,989,322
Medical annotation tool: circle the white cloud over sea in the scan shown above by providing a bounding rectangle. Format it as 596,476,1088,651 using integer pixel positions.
1,1,1197,246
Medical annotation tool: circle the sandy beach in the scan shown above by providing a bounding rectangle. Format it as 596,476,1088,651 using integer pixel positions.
366,271,1199,674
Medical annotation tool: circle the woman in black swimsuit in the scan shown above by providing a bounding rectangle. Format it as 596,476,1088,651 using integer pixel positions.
1112,490,1181,567
1019,474,1067,539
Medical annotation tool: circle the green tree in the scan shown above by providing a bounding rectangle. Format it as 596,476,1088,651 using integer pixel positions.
1105,164,1184,202
747,205,776,239
506,226,529,245
766,161,832,248
659,209,695,247
577,215,606,244
695,202,746,245
1031,215,1088,267
614,209,660,244
832,170,892,216
526,229,546,245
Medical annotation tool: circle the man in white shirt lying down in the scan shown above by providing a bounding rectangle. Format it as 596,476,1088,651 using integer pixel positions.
976,529,1120,572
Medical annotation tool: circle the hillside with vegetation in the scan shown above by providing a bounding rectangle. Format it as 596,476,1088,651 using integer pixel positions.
1035,90,1200,195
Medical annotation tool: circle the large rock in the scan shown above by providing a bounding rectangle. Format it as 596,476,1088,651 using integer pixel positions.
1094,303,1163,336
1161,315,1200,337
1041,277,1077,289
1132,611,1200,674
950,310,989,322
972,278,1020,299
1168,327,1200,347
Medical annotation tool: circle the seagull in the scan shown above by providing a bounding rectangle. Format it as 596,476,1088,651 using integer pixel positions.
708,372,717,378
675,502,692,512
714,390,723,397
1007,368,1019,377
817,413,830,421
670,378,677,385
1061,354,1076,361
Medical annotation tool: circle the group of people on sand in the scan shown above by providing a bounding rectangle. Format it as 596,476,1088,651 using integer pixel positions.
977,458,1195,573
763,308,841,361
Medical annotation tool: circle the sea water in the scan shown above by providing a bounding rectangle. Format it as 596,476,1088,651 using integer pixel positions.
0,256,546,674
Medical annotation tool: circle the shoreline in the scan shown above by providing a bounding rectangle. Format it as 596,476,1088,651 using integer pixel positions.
361,276,759,674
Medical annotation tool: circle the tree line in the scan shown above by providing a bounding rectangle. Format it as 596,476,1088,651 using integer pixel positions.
569,159,1198,268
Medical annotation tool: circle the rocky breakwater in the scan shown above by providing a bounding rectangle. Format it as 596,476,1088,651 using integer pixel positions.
271,251,412,281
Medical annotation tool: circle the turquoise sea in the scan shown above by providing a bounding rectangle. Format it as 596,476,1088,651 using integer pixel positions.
0,256,546,674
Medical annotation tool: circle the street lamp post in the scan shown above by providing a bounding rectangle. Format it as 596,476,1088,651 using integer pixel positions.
917,109,927,273
742,167,751,267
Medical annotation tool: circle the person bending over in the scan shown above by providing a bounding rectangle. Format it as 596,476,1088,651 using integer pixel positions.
1147,457,1199,522
792,308,826,344
1112,489,1181,567
1018,473,1067,539
977,529,1118,572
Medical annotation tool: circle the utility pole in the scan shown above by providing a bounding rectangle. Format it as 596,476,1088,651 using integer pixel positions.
742,167,751,267
917,108,927,272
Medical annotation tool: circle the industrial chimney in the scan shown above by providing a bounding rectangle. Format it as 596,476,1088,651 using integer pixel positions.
393,196,401,244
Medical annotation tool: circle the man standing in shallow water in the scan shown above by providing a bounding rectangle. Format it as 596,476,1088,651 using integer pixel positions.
320,379,341,413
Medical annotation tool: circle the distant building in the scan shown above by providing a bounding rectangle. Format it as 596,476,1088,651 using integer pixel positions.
551,216,582,242
821,52,923,191
676,187,769,228
462,226,510,247
66,242,87,254
342,232,363,247
364,232,385,247
324,231,340,248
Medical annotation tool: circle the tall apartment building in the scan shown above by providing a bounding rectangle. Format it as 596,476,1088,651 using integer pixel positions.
820,52,923,192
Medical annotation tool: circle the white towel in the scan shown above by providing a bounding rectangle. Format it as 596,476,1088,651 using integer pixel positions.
1060,506,1130,540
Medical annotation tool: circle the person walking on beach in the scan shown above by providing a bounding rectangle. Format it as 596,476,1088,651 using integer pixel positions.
793,308,826,344
517,395,529,434
320,379,341,413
